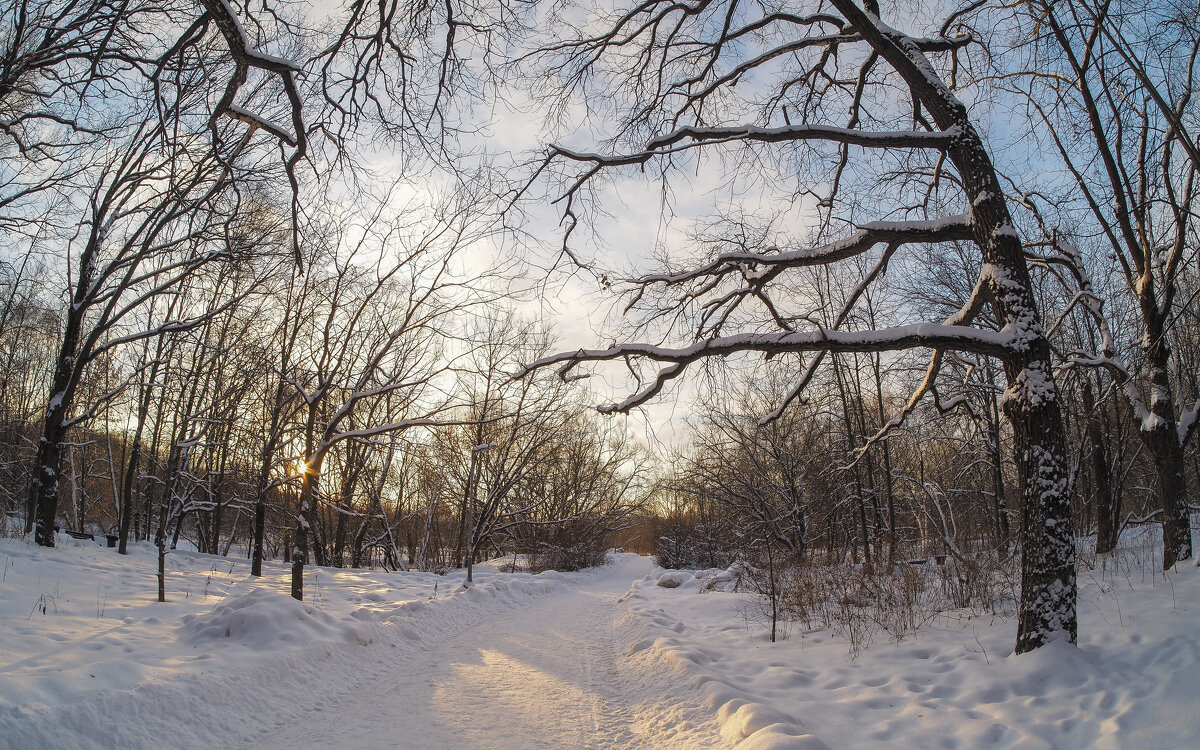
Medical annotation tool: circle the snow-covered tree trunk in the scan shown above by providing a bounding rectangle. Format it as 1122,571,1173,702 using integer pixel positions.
31,420,67,547
1137,292,1193,568
30,245,92,546
832,0,1077,653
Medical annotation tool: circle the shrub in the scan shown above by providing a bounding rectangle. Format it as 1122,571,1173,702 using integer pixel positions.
777,550,1016,656
525,539,608,573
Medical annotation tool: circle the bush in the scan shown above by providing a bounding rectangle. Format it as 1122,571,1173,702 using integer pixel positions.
525,539,608,573
653,524,737,570
777,551,1016,656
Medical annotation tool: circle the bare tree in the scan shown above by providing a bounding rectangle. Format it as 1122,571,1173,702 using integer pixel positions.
1002,0,1198,568
510,413,649,572
282,194,491,600
517,0,1077,653
682,369,827,565
0,257,56,521
442,315,577,571
0,0,159,232
27,113,277,546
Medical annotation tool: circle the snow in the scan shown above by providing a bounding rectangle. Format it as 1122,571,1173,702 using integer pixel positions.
1180,399,1199,444
1,527,1199,749
992,222,1019,239
1004,359,1059,409
656,570,691,588
1140,412,1166,432
215,0,301,72
628,529,1200,749
524,323,1015,393
557,125,960,169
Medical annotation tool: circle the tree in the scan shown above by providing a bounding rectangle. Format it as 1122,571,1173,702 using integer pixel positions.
27,113,274,547
509,412,649,572
0,257,56,520
440,315,576,572
518,0,1076,652
1002,0,1198,568
282,193,489,600
0,0,157,231
682,369,828,565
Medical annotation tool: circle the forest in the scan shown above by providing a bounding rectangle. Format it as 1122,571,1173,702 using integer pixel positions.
1,0,1197,659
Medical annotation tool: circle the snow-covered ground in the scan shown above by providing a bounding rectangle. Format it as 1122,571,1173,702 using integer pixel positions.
0,528,1197,749
629,529,1200,750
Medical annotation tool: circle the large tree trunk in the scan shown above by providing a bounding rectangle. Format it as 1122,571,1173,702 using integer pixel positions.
291,441,324,599
1138,300,1193,569
30,295,88,546
292,467,317,600
1004,376,1076,652
1146,421,1193,568
1081,377,1119,554
31,423,66,547
291,405,320,600
831,1,1077,652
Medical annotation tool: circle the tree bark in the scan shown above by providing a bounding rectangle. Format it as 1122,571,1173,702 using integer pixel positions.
292,460,320,600
1139,300,1193,568
1081,377,1119,554
30,276,89,546
830,1,1077,652
251,497,267,576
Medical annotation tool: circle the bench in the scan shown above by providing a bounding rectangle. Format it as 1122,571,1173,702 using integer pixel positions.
53,526,117,545
906,555,946,566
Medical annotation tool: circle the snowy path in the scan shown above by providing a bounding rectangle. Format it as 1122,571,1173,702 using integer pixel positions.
255,556,729,750
7,537,1200,750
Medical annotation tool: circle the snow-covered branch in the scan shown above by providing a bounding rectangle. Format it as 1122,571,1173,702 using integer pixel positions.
635,215,973,289
518,323,1014,414
1180,400,1200,447
552,124,961,171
